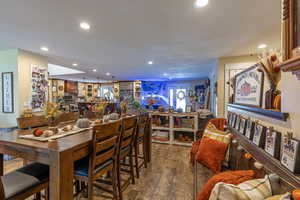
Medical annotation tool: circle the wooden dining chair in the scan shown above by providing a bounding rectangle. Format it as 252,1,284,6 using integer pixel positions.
117,116,138,200
74,120,122,200
0,162,49,200
133,113,149,179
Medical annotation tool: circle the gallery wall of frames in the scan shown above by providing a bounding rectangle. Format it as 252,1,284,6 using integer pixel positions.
228,111,300,174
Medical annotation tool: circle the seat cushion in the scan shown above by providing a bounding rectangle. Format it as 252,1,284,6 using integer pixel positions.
74,157,113,177
2,162,49,199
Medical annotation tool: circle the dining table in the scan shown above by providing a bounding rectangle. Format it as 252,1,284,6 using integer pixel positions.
0,120,152,200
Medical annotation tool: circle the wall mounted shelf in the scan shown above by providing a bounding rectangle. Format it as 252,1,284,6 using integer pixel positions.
228,127,300,189
227,104,289,121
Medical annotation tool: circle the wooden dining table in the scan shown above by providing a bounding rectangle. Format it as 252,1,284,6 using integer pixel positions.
0,119,152,200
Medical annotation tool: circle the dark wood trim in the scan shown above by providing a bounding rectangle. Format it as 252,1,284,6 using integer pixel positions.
229,127,300,189
228,104,289,121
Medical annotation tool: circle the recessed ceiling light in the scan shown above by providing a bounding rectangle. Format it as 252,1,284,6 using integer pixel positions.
258,44,267,49
106,72,111,76
148,61,153,65
40,46,49,52
194,0,209,8
72,63,78,66
163,73,168,76
92,69,97,72
80,22,90,30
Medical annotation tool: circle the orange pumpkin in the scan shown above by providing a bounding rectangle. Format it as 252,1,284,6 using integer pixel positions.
244,153,252,160
292,190,300,200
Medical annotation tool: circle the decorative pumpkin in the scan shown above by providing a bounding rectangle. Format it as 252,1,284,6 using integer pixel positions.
244,153,252,160
292,190,300,200
110,113,120,120
76,118,91,128
43,130,54,137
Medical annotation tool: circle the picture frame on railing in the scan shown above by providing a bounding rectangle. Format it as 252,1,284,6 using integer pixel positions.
2,72,14,113
235,115,241,130
252,123,266,148
234,64,264,107
281,134,300,173
238,118,246,135
264,127,281,159
231,113,237,128
245,119,254,140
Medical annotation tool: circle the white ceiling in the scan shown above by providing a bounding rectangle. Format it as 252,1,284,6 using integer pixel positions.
0,0,281,81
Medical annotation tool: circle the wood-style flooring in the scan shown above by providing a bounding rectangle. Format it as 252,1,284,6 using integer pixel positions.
4,144,194,200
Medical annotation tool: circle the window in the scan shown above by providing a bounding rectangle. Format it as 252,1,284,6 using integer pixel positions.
176,89,186,112
100,86,114,100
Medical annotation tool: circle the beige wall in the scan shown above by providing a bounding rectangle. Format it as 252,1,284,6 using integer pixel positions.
217,55,259,117
17,49,48,115
0,49,19,128
0,49,48,128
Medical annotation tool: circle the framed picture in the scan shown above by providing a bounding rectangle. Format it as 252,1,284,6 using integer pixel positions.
238,118,246,135
234,64,264,107
245,119,254,140
264,128,281,159
281,136,300,173
234,115,241,130
252,123,266,148
31,65,48,112
227,112,233,126
231,114,237,128
2,72,14,113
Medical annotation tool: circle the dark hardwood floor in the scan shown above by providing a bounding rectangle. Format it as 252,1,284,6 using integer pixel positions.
4,144,194,200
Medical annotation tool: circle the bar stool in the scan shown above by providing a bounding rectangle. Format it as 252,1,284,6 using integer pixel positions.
1,162,49,200
117,116,137,200
74,120,121,200
133,113,149,178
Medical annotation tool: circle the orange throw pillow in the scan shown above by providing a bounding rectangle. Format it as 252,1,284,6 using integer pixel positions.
197,170,256,200
196,137,228,173
190,139,202,165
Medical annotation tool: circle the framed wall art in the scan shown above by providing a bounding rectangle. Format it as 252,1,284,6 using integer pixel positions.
245,119,254,140
264,127,281,159
281,134,300,173
231,114,237,128
234,64,264,107
31,65,48,112
252,123,266,148
234,115,241,130
2,72,14,113
238,118,246,135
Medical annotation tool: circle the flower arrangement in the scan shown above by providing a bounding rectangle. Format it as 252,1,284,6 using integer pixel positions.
120,100,129,115
94,101,108,119
42,102,61,126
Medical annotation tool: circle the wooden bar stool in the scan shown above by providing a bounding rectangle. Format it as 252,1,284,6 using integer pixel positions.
133,113,149,179
1,162,49,200
74,120,121,200
117,116,138,200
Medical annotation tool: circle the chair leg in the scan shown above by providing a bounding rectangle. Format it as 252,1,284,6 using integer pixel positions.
87,179,94,200
134,143,140,178
112,162,118,200
129,149,135,185
143,141,148,168
35,192,41,200
117,159,123,200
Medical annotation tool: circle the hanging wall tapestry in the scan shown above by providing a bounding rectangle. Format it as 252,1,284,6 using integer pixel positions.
31,65,48,111
234,64,264,107
2,72,14,113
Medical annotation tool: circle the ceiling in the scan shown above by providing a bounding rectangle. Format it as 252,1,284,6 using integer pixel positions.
0,0,281,81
